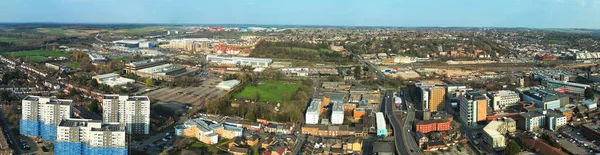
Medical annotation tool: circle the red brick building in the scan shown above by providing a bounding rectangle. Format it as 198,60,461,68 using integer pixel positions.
415,119,452,133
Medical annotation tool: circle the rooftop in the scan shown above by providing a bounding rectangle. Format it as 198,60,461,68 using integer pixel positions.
464,90,487,100
59,119,101,127
332,102,343,112
306,99,322,113
520,111,545,119
416,118,451,125
91,124,125,132
483,120,503,137
521,89,562,102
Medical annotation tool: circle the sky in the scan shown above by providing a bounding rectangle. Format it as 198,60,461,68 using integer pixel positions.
0,0,599,28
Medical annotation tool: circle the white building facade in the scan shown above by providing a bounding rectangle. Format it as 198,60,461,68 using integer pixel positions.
330,102,344,125
305,99,322,125
487,90,520,111
102,94,151,134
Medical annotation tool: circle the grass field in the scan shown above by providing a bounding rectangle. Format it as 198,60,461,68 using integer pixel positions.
188,142,220,153
233,81,300,103
0,37,23,42
1,50,71,62
36,28,89,36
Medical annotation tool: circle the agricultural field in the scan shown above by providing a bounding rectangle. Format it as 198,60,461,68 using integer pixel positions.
1,50,71,62
36,28,89,36
233,81,300,103
0,37,23,42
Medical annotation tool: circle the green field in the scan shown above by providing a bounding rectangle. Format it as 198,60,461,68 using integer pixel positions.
1,50,71,62
233,81,300,103
36,28,88,36
0,37,23,42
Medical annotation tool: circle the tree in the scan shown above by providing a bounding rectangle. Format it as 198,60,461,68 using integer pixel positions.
253,92,261,102
585,87,595,100
506,140,521,155
0,90,10,102
145,78,154,87
87,100,99,113
90,79,99,88
354,66,362,78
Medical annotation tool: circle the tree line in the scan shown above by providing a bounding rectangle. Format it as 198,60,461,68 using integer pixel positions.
250,41,352,64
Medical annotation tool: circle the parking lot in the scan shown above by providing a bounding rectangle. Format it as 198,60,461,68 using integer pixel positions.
556,126,600,154
144,79,226,105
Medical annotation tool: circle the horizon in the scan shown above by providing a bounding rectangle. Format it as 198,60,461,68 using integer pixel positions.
1,0,600,29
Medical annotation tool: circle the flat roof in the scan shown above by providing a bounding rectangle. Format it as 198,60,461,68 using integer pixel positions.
520,111,545,119
59,119,101,127
92,73,119,79
306,99,322,113
483,120,503,137
332,102,343,112
91,124,125,132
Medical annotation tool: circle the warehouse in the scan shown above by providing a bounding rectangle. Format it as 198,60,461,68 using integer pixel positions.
206,55,273,67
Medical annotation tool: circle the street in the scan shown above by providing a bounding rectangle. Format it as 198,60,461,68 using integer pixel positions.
0,110,21,154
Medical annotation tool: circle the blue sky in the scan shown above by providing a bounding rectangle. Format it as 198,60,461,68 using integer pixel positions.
0,0,599,28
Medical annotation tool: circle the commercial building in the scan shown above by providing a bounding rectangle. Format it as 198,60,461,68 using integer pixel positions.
487,90,520,111
134,63,188,81
544,79,590,95
113,40,143,48
521,89,563,110
206,55,273,68
20,95,72,141
414,119,452,133
175,118,243,145
305,99,322,124
125,58,168,73
331,102,344,125
375,112,387,137
102,95,150,134
459,90,488,127
92,73,135,87
482,119,516,151
54,119,127,155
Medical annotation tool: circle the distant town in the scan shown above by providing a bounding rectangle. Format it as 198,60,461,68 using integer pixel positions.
0,24,600,155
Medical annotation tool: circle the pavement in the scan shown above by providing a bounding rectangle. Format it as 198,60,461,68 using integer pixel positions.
383,89,422,155
0,110,22,154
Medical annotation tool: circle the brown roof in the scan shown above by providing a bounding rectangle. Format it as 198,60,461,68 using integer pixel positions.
521,137,568,155
229,146,249,153
416,118,451,125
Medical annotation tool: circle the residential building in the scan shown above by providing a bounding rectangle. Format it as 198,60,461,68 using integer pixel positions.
582,123,600,141
373,141,395,155
487,90,520,111
546,110,567,131
54,119,127,155
20,95,72,141
518,110,546,131
102,94,150,134
459,90,488,127
414,119,452,133
331,102,344,125
206,55,273,67
416,132,429,148
521,89,563,110
305,99,322,124
582,99,597,110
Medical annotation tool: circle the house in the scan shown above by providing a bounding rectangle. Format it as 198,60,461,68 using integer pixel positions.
372,141,395,154
416,132,429,148
352,138,362,153
228,146,248,155
228,137,246,148
521,137,568,155
245,135,259,146
425,141,448,151
261,136,276,149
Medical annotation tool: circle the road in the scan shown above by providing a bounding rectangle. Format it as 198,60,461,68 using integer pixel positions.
382,90,409,155
291,78,319,155
0,110,21,154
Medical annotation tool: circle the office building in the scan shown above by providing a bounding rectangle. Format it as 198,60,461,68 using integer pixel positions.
102,95,150,134
487,90,520,111
331,102,344,125
54,119,127,155
20,96,72,141
206,55,273,68
376,112,387,137
305,99,322,125
544,79,590,95
414,119,452,133
417,83,446,112
174,118,228,145
482,121,507,151
459,90,488,127
521,89,563,110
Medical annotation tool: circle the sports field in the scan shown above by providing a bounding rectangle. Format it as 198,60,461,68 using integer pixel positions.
233,81,300,103
1,50,71,62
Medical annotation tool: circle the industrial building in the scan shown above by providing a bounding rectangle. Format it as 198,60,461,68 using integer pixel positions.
305,99,322,125
92,73,135,87
125,58,168,73
487,90,520,111
54,119,127,155
126,58,188,81
206,55,273,67
102,95,151,134
216,80,241,90
376,112,387,137
113,39,146,48
331,102,344,125
459,90,488,127
20,96,72,141
544,79,590,95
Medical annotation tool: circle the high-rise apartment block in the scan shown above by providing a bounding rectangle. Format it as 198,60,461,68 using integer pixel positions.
102,94,151,134
20,96,72,141
54,119,127,155
460,90,488,127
